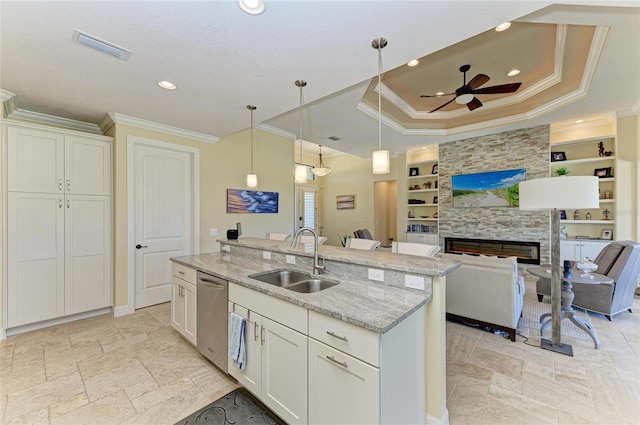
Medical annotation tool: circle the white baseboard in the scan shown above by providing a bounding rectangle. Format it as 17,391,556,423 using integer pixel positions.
5,307,112,337
0,328,6,341
428,409,449,425
113,304,135,317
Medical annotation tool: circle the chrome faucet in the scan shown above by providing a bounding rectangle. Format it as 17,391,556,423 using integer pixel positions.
291,227,325,275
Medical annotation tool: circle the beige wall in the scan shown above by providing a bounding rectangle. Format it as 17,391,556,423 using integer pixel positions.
615,114,639,241
320,154,399,246
111,123,294,308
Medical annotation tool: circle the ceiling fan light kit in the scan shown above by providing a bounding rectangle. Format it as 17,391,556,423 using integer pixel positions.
371,37,390,175
294,80,308,184
246,105,258,189
421,64,522,113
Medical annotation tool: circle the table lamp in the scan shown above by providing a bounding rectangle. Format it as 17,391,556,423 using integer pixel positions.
519,176,599,354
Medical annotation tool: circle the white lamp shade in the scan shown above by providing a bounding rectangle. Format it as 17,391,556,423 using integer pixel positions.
311,167,331,177
372,149,390,174
246,173,258,189
519,176,599,210
294,164,307,183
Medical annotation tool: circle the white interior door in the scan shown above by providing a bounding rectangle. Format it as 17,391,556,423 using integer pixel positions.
132,141,195,309
296,185,318,231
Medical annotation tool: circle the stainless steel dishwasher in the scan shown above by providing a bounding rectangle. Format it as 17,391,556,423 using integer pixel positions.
196,271,228,373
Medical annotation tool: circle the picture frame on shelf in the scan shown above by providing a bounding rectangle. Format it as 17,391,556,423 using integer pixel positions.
559,210,567,220
433,196,438,204
601,229,613,240
409,167,419,176
594,167,612,178
431,164,439,174
551,151,567,162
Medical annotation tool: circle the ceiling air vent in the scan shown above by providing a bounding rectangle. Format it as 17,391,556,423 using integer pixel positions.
328,136,341,141
72,29,131,60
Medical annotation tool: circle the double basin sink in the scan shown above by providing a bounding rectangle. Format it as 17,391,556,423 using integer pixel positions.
249,269,339,293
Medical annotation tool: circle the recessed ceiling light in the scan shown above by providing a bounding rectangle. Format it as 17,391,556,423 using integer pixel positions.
575,119,584,123
238,0,265,15
407,59,419,67
157,81,177,90
495,22,511,32
507,69,520,77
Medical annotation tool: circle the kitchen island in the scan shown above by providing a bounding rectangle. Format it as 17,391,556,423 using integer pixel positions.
171,237,460,425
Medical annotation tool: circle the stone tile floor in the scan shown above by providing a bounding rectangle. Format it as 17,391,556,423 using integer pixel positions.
1,276,638,424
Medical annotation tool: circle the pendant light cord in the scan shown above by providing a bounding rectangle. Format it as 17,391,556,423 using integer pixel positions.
378,42,383,151
250,108,254,173
299,84,304,163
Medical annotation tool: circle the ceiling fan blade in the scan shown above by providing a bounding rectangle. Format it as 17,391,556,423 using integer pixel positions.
420,92,455,98
429,97,456,113
467,74,490,90
467,97,483,111
471,82,522,95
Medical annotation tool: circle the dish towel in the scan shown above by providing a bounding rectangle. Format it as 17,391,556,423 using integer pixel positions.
228,312,247,370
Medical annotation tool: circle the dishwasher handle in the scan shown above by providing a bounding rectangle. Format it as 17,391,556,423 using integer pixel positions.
199,280,225,290
197,273,227,291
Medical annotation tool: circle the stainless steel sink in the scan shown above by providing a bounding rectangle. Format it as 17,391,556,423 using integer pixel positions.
249,270,339,293
285,279,339,293
249,269,310,286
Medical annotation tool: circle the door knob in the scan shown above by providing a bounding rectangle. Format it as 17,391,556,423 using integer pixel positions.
135,244,148,249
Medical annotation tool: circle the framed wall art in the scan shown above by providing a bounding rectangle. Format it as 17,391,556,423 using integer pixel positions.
226,189,279,214
336,194,355,210
452,168,526,207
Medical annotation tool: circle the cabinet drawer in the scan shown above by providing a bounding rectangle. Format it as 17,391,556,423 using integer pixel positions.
309,310,380,367
172,262,196,283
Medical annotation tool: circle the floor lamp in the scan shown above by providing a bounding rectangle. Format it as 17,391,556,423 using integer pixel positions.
519,176,599,355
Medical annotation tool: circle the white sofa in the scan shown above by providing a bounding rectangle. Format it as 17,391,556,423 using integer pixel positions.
440,253,525,341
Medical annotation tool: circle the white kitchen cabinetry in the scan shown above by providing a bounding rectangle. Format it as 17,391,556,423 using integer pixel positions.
171,263,197,345
406,160,439,243
560,240,609,263
5,123,112,328
229,283,308,425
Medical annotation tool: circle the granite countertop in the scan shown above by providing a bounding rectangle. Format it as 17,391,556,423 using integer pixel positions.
222,237,459,277
171,250,457,334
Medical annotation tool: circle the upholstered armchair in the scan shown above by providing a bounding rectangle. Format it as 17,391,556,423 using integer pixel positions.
536,240,640,320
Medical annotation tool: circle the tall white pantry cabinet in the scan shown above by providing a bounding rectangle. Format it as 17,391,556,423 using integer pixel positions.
4,123,112,328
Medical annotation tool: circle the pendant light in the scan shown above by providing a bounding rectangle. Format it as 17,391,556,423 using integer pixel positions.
311,145,331,176
371,37,390,174
294,80,308,184
246,105,258,188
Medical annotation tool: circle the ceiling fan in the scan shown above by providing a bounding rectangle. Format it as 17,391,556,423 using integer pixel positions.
420,64,522,113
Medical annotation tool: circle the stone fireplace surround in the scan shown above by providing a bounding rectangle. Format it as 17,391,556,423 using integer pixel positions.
438,125,551,264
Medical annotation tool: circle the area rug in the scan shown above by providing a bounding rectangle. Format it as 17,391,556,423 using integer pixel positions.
175,388,284,425
519,296,595,341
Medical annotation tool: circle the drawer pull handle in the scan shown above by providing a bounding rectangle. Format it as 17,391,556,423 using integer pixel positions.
261,326,265,345
326,331,349,342
326,355,348,368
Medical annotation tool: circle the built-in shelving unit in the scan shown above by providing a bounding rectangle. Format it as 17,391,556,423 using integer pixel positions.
406,160,439,244
550,135,616,240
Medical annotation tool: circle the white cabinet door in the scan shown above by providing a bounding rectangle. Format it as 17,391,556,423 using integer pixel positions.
182,281,197,345
7,192,65,326
171,277,185,333
228,304,262,397
64,135,111,196
581,241,608,262
308,339,380,425
64,195,112,314
262,316,308,425
560,240,580,262
7,126,64,193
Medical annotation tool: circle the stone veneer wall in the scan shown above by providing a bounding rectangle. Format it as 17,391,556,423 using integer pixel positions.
438,125,551,263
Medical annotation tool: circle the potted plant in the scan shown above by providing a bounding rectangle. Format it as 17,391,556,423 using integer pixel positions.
554,167,569,176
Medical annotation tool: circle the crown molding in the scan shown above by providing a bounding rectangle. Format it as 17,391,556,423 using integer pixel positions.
7,109,103,134
616,99,640,117
0,89,17,117
256,123,296,140
551,115,614,133
105,113,220,144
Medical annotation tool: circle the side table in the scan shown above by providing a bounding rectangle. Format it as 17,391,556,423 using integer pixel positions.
528,265,612,350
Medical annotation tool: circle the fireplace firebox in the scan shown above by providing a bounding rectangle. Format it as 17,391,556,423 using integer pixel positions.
444,237,540,264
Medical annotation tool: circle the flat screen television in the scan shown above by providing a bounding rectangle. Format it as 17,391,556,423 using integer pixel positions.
452,168,525,207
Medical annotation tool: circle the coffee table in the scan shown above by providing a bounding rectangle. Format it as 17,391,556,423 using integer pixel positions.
528,265,612,350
